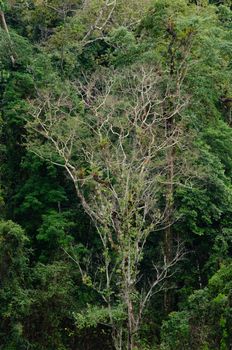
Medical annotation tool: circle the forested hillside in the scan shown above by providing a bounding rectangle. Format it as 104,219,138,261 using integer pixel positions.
0,0,232,349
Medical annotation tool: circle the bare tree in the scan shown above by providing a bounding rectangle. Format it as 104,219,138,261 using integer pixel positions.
27,64,187,350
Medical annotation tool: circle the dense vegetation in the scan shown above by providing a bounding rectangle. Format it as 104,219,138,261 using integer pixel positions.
0,0,232,349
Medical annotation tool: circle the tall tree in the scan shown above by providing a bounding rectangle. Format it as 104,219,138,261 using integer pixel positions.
27,61,189,349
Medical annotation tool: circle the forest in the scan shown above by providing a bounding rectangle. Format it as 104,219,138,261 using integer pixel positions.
0,0,232,349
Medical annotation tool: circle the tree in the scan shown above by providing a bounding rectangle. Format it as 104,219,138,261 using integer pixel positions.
0,220,30,349
26,60,189,349
0,0,15,65
161,262,232,349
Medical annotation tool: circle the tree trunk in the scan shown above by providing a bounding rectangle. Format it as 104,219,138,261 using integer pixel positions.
164,116,175,313
0,11,15,65
0,11,9,33
165,146,174,263
163,28,177,312
127,299,136,350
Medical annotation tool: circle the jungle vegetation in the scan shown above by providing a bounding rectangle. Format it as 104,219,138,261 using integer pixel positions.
0,0,232,349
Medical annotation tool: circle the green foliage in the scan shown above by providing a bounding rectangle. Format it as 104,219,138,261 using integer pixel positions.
74,304,125,330
0,220,29,279
161,312,190,350
37,210,74,246
1,0,232,349
161,263,232,349
0,0,8,12
0,221,31,349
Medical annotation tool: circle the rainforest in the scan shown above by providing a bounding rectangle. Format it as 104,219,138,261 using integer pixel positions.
0,0,232,349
